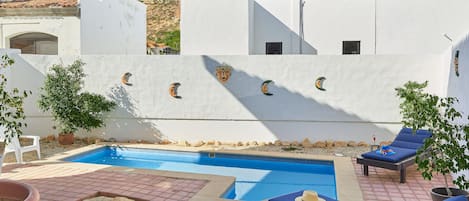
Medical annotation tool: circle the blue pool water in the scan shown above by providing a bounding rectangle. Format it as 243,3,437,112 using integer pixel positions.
65,147,336,201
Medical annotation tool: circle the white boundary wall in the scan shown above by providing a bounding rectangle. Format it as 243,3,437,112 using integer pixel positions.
9,54,446,143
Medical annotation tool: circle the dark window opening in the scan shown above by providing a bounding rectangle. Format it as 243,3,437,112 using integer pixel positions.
10,32,58,55
266,42,282,55
342,41,360,55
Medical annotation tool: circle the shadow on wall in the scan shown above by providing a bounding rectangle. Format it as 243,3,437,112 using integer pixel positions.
9,54,57,136
202,55,393,141
105,85,164,142
7,55,165,142
254,2,317,54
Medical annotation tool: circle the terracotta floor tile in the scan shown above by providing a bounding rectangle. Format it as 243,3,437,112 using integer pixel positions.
353,158,454,201
2,163,208,201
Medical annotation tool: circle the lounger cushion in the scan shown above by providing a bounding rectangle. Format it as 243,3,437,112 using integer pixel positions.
416,129,432,137
361,127,432,163
362,146,416,163
390,128,432,149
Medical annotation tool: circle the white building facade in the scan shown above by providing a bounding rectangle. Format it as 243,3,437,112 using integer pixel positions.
181,0,469,55
0,0,146,55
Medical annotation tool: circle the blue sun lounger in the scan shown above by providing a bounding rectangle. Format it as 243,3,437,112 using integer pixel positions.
357,128,432,183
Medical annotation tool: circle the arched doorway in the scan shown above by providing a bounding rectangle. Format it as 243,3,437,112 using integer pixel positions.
9,32,58,55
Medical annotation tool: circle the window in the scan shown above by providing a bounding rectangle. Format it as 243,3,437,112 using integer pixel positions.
266,42,282,55
10,32,58,55
342,41,360,55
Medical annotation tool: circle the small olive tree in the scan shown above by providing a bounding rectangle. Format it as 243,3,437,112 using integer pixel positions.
0,55,31,144
38,60,116,134
396,81,469,195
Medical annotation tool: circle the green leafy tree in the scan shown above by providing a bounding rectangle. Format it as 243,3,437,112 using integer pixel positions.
38,60,116,134
156,30,180,52
0,55,31,144
396,81,469,195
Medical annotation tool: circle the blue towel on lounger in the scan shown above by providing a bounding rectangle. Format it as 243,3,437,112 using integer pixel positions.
375,145,395,156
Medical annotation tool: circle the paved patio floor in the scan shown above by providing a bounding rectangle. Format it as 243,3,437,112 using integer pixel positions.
0,155,459,201
352,158,455,201
1,163,208,201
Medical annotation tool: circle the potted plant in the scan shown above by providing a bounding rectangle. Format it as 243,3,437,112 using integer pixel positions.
396,81,468,201
0,55,31,171
38,60,115,145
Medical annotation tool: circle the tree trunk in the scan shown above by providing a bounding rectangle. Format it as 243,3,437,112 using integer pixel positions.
0,141,5,175
443,173,452,196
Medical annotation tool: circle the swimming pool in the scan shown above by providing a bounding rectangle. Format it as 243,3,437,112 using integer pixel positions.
65,146,337,201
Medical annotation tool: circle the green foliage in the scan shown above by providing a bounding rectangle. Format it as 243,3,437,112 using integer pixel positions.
38,60,116,134
281,145,301,152
0,55,31,144
395,81,439,132
396,81,469,192
156,30,180,51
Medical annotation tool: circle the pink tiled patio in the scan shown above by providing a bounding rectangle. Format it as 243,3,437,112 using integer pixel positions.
352,158,454,201
1,163,208,201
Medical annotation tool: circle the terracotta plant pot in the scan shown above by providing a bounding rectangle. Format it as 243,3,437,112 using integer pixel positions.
431,187,469,201
58,133,74,145
0,179,40,201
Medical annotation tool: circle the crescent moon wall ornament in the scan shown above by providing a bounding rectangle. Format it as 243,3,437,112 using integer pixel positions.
169,82,181,99
315,77,326,91
454,50,460,77
261,80,274,96
215,64,233,84
121,72,133,86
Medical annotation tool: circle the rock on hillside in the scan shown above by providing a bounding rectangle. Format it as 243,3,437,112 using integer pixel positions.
141,0,180,42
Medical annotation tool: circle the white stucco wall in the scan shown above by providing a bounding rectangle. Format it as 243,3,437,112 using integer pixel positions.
7,54,445,144
447,34,469,120
445,33,469,185
0,49,20,91
182,0,469,55
80,0,146,55
180,0,253,55
302,0,375,55
375,0,469,55
253,0,314,55
0,17,80,55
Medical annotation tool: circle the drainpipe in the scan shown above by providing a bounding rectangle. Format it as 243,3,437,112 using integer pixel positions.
374,0,377,54
299,0,305,54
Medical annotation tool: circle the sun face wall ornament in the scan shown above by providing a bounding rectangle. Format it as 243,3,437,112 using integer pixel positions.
121,72,133,86
215,64,233,84
315,77,326,91
454,50,460,77
169,82,181,99
261,80,274,96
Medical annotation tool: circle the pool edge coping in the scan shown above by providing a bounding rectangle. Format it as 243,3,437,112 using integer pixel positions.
41,143,364,201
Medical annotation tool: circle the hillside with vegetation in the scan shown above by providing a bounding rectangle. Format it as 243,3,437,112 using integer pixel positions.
142,0,180,51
